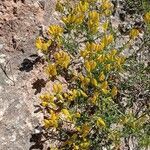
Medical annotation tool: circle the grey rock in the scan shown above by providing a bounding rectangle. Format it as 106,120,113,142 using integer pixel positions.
0,0,56,149
0,44,4,50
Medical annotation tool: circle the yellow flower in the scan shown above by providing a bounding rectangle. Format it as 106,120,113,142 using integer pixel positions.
129,28,140,39
73,144,79,150
90,92,99,104
75,112,81,118
102,21,109,31
100,0,113,15
99,72,105,81
62,13,84,25
86,42,96,52
57,94,64,100
115,56,126,69
80,139,90,149
101,81,109,94
96,117,106,127
91,78,98,87
54,50,71,68
44,110,58,128
101,0,113,10
111,86,118,97
81,123,90,137
62,109,72,120
97,54,105,63
48,25,63,37
40,93,54,102
101,34,114,47
84,0,97,3
74,1,89,13
84,60,97,72
41,101,48,107
68,89,78,101
144,12,150,24
45,64,57,77
35,37,51,53
85,42,104,52
111,49,117,56
40,93,57,108
79,90,88,97
56,0,64,12
80,50,89,58
88,11,100,34
53,83,63,94
106,64,111,71
62,109,69,116
81,77,90,88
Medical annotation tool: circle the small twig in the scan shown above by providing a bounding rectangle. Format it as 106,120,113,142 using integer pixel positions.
0,62,15,86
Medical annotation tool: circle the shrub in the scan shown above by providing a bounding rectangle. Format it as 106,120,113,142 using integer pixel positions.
35,0,149,149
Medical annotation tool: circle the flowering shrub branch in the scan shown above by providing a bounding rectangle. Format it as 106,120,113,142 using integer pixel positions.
35,0,150,149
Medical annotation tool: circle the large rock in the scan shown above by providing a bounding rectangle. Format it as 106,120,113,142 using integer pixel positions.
0,0,56,149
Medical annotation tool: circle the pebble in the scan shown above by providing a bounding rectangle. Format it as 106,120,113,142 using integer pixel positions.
0,54,6,64
0,44,4,50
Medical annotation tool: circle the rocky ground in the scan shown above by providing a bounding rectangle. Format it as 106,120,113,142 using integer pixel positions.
0,0,57,149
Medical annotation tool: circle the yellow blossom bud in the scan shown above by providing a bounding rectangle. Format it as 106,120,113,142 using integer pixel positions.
91,78,98,87
97,54,105,63
99,72,105,81
81,123,90,137
88,11,100,34
106,64,111,71
80,141,90,149
73,144,79,150
44,111,58,128
62,109,70,116
62,13,84,25
75,112,81,118
129,28,140,39
111,86,118,97
41,101,48,107
84,60,97,72
101,81,109,94
80,50,89,58
74,1,89,13
102,21,109,31
101,0,113,10
111,49,117,56
83,77,90,85
96,117,106,127
85,0,97,3
35,38,51,53
57,94,64,100
78,73,84,81
48,25,63,37
90,92,99,104
53,83,63,94
56,0,64,12
39,93,54,102
80,90,88,97
101,34,114,47
45,64,57,77
144,12,150,24
54,50,71,68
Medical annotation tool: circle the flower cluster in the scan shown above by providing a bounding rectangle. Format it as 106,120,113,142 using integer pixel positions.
35,0,149,149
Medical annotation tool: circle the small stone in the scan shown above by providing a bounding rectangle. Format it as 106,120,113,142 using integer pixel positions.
0,44,4,50
0,54,6,63
38,1,45,10
34,128,41,134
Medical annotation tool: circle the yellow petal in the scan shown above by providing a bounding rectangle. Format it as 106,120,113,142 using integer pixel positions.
96,117,106,127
